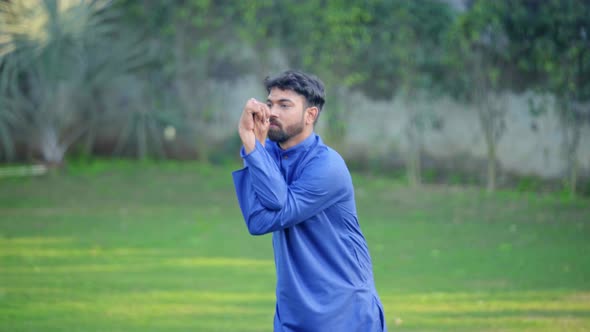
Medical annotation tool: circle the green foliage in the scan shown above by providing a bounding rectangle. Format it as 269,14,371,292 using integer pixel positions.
448,1,536,192
447,1,511,101
116,0,269,79
360,1,454,99
267,0,454,100
1,0,590,196
101,75,185,160
490,0,590,195
522,1,589,102
112,1,276,160
0,0,148,164
516,175,544,193
0,101,20,161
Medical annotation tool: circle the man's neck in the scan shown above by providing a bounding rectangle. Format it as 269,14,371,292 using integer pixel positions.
279,130,313,150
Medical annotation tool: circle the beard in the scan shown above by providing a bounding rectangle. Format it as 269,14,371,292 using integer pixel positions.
268,117,305,144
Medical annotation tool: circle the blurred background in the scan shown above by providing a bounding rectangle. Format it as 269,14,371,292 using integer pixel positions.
0,0,589,194
1,1,590,331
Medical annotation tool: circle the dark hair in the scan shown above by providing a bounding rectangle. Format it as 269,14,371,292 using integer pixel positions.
264,70,326,112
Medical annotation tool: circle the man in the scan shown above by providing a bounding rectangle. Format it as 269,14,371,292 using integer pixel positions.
232,70,386,331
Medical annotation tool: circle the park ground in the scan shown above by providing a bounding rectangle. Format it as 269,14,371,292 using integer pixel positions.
1,160,589,331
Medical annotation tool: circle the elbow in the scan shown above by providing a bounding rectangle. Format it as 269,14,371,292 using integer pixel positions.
248,228,264,236
246,219,268,236
247,225,266,236
266,198,284,211
274,189,287,208
261,191,287,211
244,207,280,236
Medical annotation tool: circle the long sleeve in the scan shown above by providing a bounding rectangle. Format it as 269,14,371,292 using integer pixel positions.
233,151,349,235
232,133,386,331
240,140,287,210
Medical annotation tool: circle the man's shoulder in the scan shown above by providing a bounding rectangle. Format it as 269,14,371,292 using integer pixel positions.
308,137,349,173
304,137,353,193
315,137,345,161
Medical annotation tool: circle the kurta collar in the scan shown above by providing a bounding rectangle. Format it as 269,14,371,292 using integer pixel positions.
276,132,317,158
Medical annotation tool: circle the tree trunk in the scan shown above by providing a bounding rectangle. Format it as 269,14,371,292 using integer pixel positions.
477,94,505,193
570,159,578,196
325,85,349,148
137,117,147,160
486,142,496,192
406,104,422,187
39,125,66,166
482,103,497,193
565,123,580,197
410,139,422,187
560,99,581,197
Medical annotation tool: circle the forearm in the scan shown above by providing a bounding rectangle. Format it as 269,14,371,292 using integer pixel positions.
233,167,344,236
233,180,301,236
239,129,256,155
241,141,287,210
240,187,335,236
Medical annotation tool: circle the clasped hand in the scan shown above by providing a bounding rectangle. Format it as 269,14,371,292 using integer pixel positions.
238,98,270,154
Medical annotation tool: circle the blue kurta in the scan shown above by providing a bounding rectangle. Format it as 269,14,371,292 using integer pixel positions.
233,133,386,332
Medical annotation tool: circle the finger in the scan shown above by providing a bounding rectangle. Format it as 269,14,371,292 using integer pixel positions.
255,102,266,122
256,105,267,120
250,98,261,108
246,98,259,114
254,100,270,122
256,114,269,131
253,105,268,126
261,102,270,122
252,106,262,122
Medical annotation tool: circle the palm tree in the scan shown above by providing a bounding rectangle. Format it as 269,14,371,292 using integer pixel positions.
0,0,145,165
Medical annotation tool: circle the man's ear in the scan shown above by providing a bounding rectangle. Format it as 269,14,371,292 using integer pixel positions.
306,107,319,125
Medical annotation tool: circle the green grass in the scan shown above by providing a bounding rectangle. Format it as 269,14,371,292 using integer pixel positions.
1,160,589,331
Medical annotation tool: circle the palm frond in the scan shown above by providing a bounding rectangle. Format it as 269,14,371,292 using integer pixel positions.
0,0,151,163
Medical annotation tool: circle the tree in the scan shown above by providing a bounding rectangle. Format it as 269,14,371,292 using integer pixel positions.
0,60,21,161
268,1,454,184
116,0,271,161
499,0,590,195
358,1,453,186
0,0,145,165
262,0,372,146
449,1,513,192
529,1,590,196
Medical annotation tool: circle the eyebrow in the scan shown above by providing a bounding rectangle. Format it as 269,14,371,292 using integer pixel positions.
267,98,295,104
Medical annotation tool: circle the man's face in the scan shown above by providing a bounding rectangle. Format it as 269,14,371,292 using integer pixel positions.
266,88,307,144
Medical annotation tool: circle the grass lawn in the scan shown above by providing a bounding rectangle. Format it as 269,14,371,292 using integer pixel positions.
1,160,589,331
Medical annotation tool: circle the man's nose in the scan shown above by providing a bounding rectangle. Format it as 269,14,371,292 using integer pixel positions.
269,105,280,117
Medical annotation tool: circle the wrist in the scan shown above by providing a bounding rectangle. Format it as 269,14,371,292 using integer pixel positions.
240,130,256,154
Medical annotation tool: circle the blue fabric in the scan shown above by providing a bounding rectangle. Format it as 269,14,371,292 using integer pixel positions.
233,133,386,332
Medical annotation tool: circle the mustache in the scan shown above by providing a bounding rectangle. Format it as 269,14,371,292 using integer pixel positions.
269,119,281,127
